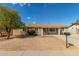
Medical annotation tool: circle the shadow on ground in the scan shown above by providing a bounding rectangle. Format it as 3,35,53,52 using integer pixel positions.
12,35,37,38
0,34,38,41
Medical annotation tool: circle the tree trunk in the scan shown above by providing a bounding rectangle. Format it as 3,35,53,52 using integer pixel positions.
7,32,10,39
0,32,2,37
6,27,11,39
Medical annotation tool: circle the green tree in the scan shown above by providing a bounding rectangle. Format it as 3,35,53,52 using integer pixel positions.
72,19,79,25
75,19,79,24
0,6,24,39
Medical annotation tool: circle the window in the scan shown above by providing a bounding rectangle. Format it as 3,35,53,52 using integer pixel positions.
49,28,55,32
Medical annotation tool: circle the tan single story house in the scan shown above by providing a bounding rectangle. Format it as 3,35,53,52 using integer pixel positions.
1,23,79,37
3,24,79,37
25,24,65,36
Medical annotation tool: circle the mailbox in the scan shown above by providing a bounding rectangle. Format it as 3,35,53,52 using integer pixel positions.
64,32,70,48
64,32,70,36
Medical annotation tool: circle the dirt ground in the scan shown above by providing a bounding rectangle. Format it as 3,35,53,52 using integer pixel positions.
0,36,79,55
0,36,67,51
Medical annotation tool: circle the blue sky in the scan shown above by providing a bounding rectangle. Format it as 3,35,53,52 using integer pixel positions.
0,3,79,26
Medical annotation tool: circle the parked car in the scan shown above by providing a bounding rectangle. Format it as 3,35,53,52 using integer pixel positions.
27,29,37,36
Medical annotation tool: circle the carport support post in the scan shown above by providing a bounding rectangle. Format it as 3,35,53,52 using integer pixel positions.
58,28,60,35
40,28,43,36
66,35,68,48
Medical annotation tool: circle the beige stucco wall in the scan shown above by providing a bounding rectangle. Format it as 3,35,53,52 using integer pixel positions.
13,29,23,36
64,25,79,34
37,28,43,36
37,28,61,35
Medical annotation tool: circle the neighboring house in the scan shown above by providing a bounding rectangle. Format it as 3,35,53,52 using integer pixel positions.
64,23,79,34
25,24,65,36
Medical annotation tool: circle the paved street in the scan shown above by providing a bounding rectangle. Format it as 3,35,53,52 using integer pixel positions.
54,35,79,47
0,50,79,56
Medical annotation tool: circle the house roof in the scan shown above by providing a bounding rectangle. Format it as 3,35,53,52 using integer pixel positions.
66,23,79,28
25,24,65,28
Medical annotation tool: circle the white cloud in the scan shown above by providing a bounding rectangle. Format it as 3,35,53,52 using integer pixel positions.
23,3,26,5
12,3,16,5
19,3,24,7
27,3,31,6
33,21,36,24
27,17,31,19
12,3,31,7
